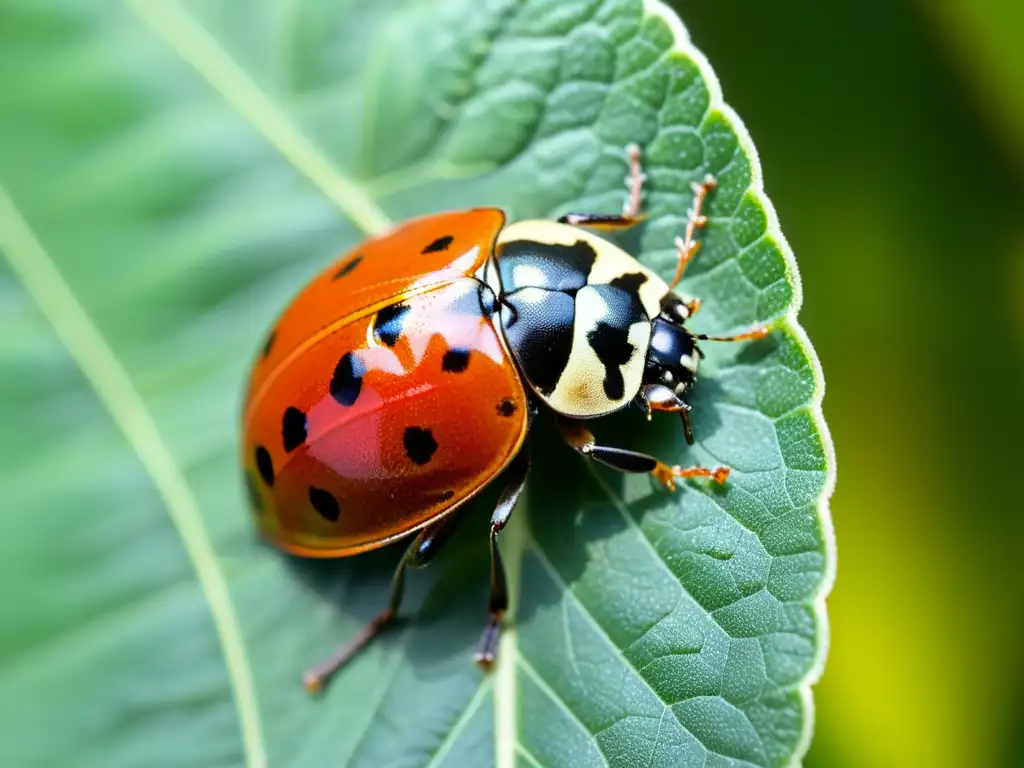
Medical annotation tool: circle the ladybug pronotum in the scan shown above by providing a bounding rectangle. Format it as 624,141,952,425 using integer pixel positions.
241,146,769,693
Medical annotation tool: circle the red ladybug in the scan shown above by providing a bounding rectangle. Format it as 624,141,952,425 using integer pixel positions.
240,146,768,692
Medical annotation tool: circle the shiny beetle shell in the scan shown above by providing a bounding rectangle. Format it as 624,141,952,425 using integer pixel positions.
242,209,528,557
242,208,695,556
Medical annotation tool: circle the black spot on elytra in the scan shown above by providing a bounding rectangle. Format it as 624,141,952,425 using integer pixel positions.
262,331,276,359
330,352,365,406
309,486,340,522
610,271,648,296
244,471,263,513
441,348,471,373
333,254,363,279
422,235,454,254
255,445,275,487
437,490,456,502
497,238,597,293
497,398,517,417
373,303,411,348
282,406,307,453
404,426,438,465
586,321,636,401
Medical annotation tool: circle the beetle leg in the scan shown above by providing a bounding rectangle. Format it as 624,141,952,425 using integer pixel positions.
303,508,466,694
474,447,530,667
669,174,717,289
556,415,729,491
558,144,647,230
638,383,696,444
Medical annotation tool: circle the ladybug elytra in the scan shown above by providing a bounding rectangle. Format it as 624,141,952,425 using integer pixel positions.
240,145,769,692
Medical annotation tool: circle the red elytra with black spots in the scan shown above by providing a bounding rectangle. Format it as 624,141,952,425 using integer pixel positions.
241,209,528,557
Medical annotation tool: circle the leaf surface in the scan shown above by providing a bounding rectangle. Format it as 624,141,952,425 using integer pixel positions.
0,1,834,766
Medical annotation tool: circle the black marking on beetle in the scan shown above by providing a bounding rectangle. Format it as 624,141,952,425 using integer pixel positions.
255,445,275,487
501,288,575,395
404,426,438,465
330,351,365,406
497,398,517,417
373,303,411,348
610,271,648,295
309,486,340,522
437,490,456,502
477,282,497,318
442,348,471,373
587,321,636,401
422,235,454,254
497,238,597,293
587,445,658,473
244,471,263,513
659,293,690,322
332,254,363,279
282,406,307,453
262,330,276,359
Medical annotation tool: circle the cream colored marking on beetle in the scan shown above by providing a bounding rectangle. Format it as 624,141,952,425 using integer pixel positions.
586,242,667,320
497,220,668,319
511,261,547,288
504,285,548,309
679,352,699,373
546,285,652,417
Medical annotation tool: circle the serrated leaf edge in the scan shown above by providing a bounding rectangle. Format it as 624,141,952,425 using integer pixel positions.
42,1,842,765
643,1,837,764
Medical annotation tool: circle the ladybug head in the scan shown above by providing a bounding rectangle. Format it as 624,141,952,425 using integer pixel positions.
642,316,703,403
637,291,708,443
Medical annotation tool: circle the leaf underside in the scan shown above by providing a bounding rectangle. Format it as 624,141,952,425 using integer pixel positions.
0,1,834,767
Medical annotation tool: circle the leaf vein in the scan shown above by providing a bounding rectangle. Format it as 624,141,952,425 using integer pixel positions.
424,679,494,768
0,186,267,768
329,645,408,768
645,708,668,768
517,656,610,767
582,461,743,637
526,540,709,758
516,744,548,768
125,0,391,237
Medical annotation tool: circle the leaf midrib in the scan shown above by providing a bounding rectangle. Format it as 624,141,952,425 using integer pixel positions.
125,0,392,237
0,185,271,766
1,1,400,766
119,4,533,767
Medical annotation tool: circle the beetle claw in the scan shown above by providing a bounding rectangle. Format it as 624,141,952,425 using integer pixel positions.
652,462,730,490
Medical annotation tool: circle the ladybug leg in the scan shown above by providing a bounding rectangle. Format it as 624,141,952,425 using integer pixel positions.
474,447,530,667
669,174,717,290
302,509,466,695
639,383,696,445
558,144,647,230
556,416,730,491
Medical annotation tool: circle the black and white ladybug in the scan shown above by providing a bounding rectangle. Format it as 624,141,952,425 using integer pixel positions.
483,144,767,451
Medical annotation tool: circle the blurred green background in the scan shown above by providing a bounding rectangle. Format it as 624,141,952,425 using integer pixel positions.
676,0,1024,766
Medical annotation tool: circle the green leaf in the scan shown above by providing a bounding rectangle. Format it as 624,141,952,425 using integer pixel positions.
0,0,835,766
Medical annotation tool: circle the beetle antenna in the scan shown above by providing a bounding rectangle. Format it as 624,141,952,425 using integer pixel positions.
695,324,771,344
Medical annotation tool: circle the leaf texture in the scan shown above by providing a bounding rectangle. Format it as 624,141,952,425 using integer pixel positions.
0,1,834,766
